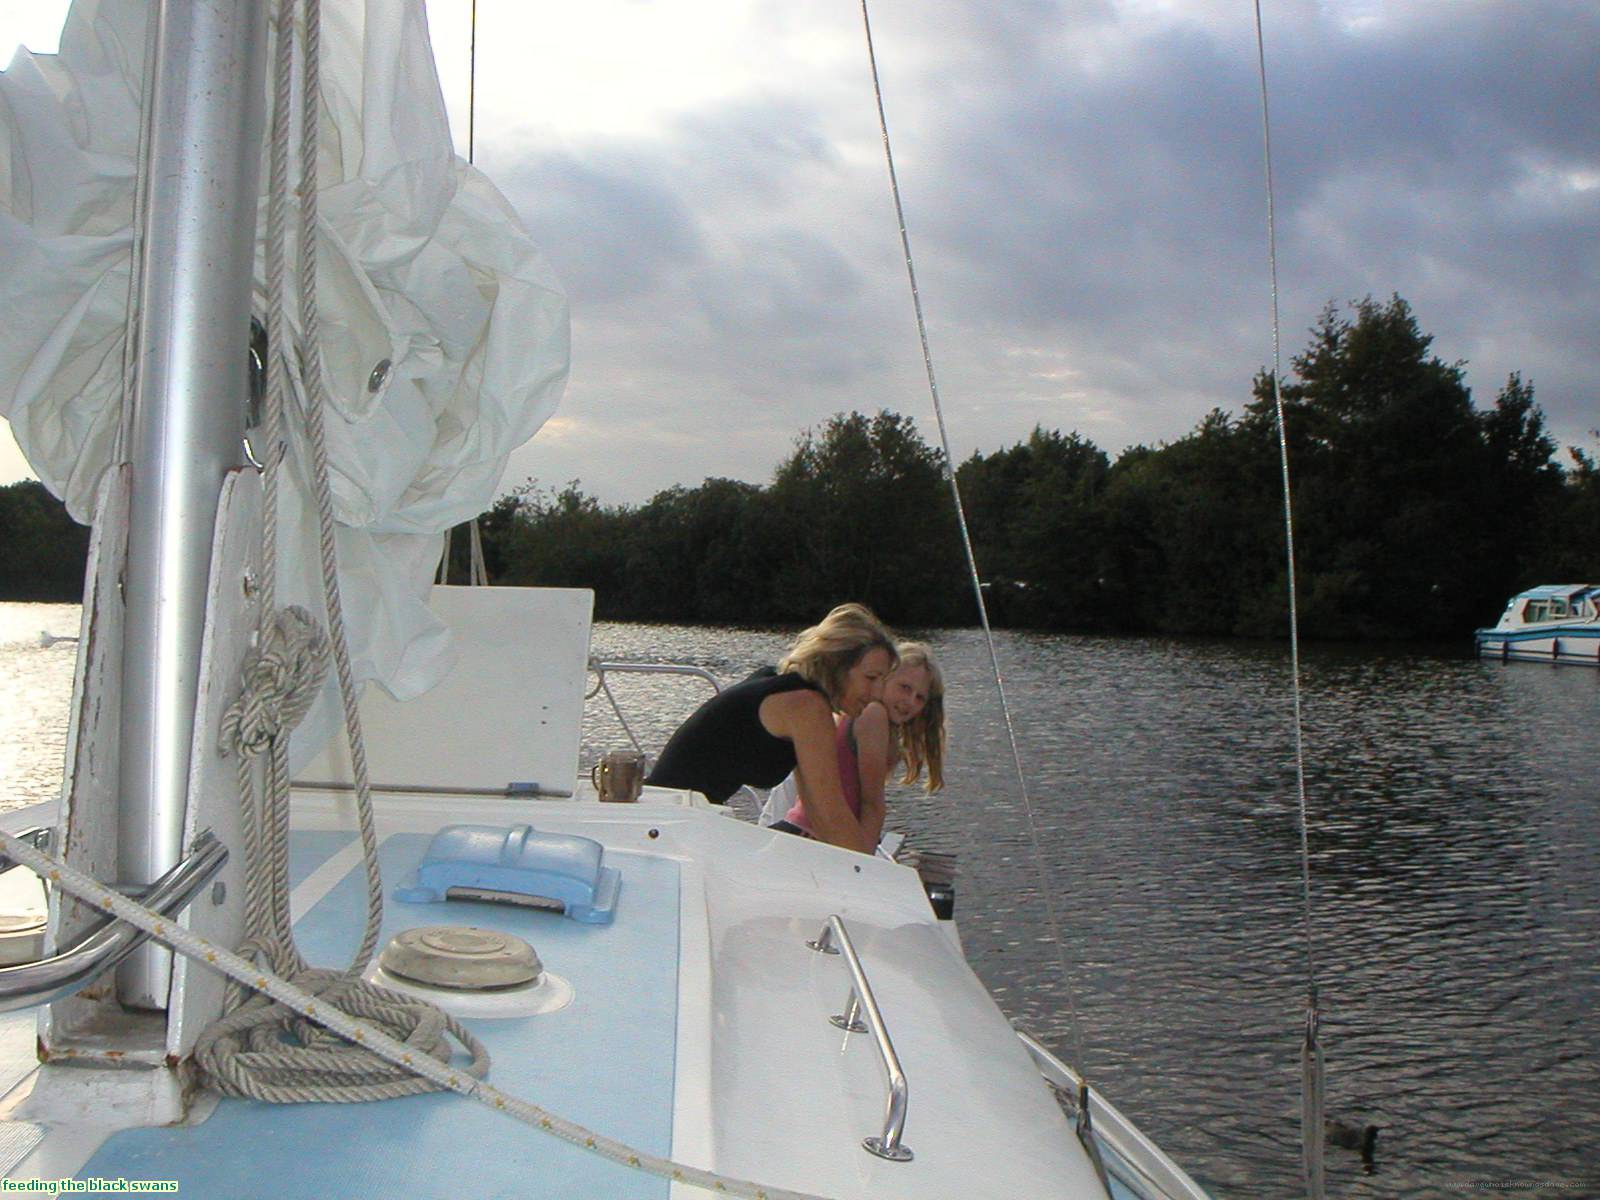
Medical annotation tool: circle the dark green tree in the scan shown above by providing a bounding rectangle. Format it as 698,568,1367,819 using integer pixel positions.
494,482,631,610
956,428,1112,628
1472,373,1567,601
624,479,775,622
1107,410,1280,635
1251,296,1516,637
0,480,91,601
1530,434,1600,582
766,411,964,624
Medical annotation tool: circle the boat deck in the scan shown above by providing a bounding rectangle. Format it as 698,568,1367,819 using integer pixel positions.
0,792,1144,1198
79,826,681,1198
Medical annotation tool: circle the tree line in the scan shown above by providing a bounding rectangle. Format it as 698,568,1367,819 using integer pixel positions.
467,296,1598,640
7,296,1598,639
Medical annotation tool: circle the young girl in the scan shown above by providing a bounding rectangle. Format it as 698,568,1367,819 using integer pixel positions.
774,641,945,848
647,603,896,852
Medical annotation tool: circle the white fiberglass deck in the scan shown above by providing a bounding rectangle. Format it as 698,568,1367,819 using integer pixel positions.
4,791,1120,1198
79,821,681,1198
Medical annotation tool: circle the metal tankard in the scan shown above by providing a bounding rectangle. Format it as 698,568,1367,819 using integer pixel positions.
591,750,645,803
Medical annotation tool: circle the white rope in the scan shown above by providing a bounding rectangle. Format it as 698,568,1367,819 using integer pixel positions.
194,0,488,1104
180,15,813,1190
437,525,454,585
202,604,492,1100
856,0,1098,1113
468,519,488,586
0,828,834,1200
294,0,389,978
1250,5,1324,1196
219,607,328,763
437,523,489,586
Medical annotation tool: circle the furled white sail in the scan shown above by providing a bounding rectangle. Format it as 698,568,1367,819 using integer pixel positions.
0,0,570,748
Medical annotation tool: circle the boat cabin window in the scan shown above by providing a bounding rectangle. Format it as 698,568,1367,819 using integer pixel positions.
1522,600,1550,623
1549,599,1568,619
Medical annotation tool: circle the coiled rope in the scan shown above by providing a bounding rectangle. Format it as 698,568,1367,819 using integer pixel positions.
192,0,489,1102
856,1,1108,1182
1250,4,1325,1196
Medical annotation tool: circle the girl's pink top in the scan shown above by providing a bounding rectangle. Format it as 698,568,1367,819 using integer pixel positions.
784,716,860,834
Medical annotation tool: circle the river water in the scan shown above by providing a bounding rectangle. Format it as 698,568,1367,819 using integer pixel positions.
3,601,1596,1198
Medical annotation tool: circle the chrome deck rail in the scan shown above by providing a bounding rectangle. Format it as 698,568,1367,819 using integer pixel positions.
810,915,913,1162
0,831,229,1013
0,827,55,874
587,660,766,807
588,660,726,693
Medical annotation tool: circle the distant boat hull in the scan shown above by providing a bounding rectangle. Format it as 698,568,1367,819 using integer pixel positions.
1475,584,1600,667
1475,626,1600,666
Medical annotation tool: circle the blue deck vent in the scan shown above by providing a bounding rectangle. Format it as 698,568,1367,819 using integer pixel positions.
394,824,620,925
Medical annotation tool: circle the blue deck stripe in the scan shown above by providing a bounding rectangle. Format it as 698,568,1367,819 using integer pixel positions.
287,829,357,891
81,829,680,1199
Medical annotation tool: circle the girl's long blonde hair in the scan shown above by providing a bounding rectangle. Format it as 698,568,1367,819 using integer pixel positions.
889,641,945,792
778,603,897,708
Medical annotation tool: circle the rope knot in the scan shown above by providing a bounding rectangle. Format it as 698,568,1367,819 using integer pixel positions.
221,605,332,759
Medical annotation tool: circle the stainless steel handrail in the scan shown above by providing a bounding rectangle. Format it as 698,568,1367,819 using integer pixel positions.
587,660,770,808
587,660,726,693
813,914,913,1162
0,827,54,873
0,831,229,1013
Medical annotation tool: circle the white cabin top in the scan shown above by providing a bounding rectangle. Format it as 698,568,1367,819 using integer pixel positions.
1490,584,1600,630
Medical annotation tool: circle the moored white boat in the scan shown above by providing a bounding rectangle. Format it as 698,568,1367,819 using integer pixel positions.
1474,584,1600,666
0,2,1215,1198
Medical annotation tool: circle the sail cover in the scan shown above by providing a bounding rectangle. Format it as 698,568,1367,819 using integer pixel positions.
0,0,570,752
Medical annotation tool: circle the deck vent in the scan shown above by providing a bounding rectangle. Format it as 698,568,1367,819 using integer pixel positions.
380,926,540,991
370,925,575,1019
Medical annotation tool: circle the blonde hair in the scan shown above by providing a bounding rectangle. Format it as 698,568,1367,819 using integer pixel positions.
889,642,945,792
779,603,897,709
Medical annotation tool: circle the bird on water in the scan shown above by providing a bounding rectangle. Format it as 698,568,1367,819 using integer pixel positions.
1325,1119,1380,1161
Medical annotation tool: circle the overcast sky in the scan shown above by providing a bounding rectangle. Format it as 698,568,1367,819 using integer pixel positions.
3,0,1595,505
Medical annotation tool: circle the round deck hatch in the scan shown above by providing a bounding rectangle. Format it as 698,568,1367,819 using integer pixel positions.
379,925,541,991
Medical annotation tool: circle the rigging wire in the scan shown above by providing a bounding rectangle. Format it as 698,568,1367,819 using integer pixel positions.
856,1,1106,1176
450,1,489,580
467,0,477,164
1251,3,1325,1196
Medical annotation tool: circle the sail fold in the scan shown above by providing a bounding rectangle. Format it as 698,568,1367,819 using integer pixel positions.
0,0,570,753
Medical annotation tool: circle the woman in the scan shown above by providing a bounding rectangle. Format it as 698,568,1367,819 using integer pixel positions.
645,603,896,853
773,641,945,847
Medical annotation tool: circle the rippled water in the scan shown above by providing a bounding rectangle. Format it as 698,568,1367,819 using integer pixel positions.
5,603,1597,1197
0,603,79,812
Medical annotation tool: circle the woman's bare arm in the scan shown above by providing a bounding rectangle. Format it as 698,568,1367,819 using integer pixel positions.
853,701,890,848
760,689,873,853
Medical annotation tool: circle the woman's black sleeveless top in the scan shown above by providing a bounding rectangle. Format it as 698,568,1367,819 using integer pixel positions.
645,667,824,803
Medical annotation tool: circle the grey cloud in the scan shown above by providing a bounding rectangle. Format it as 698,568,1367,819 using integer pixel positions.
487,0,1598,502
866,2,1598,439
670,97,840,198
500,151,706,305
693,231,864,343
